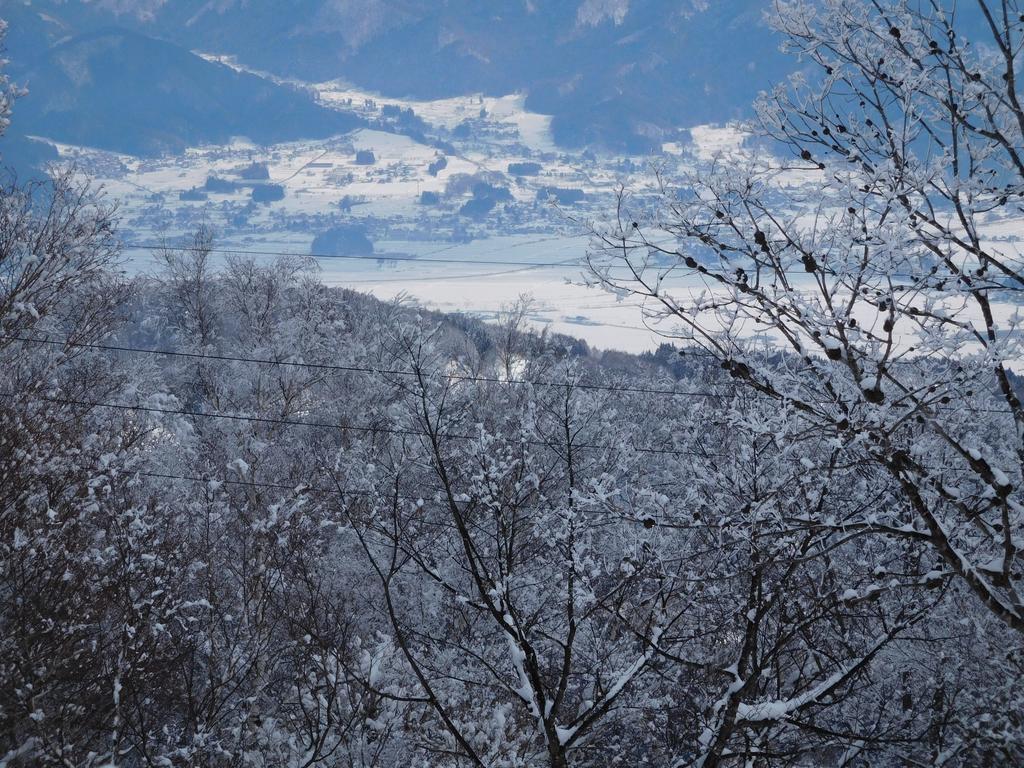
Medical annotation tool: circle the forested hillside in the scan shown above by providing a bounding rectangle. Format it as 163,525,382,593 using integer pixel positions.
3,214,1022,766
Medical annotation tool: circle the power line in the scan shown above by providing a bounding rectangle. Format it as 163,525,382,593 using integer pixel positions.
123,234,688,273
123,241,580,269
1,391,725,459
0,334,724,399
133,470,698,526
7,334,1012,416
124,236,1024,286
0,390,998,492
9,391,433,438
331,263,564,283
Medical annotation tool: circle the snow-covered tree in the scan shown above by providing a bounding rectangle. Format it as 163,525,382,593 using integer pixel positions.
588,0,1024,636
585,0,1024,762
6,0,1024,751
0,19,19,144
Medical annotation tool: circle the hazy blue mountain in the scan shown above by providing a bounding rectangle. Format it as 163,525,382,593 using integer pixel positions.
2,0,790,152
0,5,364,157
2,1,994,153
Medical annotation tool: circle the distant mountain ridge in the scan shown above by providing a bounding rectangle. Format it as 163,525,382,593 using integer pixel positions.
2,0,791,153
0,2,364,161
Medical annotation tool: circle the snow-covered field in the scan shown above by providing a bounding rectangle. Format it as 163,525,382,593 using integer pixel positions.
44,86,689,352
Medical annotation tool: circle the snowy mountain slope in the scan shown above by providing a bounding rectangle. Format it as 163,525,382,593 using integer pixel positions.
0,4,365,156
1,0,792,151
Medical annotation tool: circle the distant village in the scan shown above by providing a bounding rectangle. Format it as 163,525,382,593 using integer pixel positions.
58,89,683,263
